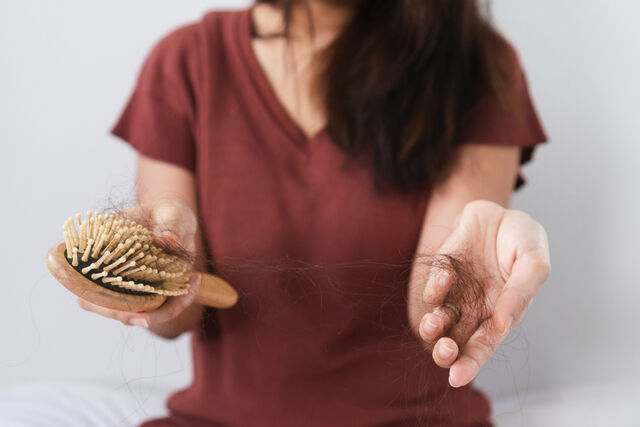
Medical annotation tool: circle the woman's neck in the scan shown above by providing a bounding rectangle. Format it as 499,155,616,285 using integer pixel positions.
293,1,353,42
253,1,354,48
249,1,354,137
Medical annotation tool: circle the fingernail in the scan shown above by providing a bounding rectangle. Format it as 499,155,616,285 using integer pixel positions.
130,318,149,328
438,342,455,359
422,315,438,335
438,271,450,288
449,371,461,388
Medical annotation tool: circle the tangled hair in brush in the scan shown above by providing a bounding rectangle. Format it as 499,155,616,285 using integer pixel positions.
114,204,199,264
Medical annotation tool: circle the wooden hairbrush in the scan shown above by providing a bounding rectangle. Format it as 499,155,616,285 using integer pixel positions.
47,212,237,312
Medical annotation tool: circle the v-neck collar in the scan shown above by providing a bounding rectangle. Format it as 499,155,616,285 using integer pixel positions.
236,8,328,151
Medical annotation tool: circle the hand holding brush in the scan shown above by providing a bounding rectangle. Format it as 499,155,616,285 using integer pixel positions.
47,200,237,329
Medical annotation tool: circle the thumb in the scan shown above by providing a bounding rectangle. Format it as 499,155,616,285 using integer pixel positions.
150,200,198,252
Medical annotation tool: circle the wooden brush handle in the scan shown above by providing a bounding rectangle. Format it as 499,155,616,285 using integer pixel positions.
188,273,238,309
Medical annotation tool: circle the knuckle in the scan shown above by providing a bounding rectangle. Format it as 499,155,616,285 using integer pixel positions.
433,306,453,326
463,200,501,217
154,205,182,227
528,256,551,281
153,202,197,241
510,209,530,222
422,286,435,305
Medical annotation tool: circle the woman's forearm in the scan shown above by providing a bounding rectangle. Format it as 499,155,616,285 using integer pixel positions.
137,155,209,339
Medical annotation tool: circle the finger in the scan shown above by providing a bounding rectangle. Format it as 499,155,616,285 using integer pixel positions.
151,201,197,250
154,231,183,253
492,254,549,334
422,268,453,313
448,321,503,388
118,204,187,252
420,303,462,346
419,312,445,343
432,337,459,368
497,211,551,276
146,275,201,324
446,308,484,351
77,298,149,327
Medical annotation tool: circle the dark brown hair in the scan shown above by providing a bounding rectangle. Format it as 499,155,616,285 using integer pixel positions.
255,0,517,192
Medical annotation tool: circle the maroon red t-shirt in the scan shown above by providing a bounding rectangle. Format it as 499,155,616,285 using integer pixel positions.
112,8,546,427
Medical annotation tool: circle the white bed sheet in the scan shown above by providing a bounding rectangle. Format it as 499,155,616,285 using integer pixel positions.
0,381,638,426
0,382,169,427
492,381,640,427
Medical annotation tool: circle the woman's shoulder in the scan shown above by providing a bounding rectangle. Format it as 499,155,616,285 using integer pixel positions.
136,9,247,90
148,9,245,63
490,31,531,90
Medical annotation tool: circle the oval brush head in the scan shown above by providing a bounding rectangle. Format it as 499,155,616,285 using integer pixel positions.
47,211,238,312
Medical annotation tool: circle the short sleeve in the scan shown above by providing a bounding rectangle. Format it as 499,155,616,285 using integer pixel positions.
111,24,202,173
458,44,548,189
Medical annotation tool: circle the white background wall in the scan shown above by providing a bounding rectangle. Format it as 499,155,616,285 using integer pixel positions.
1,0,638,410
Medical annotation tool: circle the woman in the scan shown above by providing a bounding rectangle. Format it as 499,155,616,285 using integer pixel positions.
82,1,550,425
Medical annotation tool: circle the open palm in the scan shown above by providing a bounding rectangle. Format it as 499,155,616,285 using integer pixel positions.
418,201,550,387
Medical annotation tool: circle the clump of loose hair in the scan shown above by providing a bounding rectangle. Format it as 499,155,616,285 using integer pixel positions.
429,253,492,349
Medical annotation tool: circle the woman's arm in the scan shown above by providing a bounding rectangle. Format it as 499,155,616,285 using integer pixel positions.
407,144,520,332
408,144,551,388
135,155,207,338
78,155,206,339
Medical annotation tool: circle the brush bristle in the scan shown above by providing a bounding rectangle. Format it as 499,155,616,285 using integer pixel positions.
62,212,190,297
